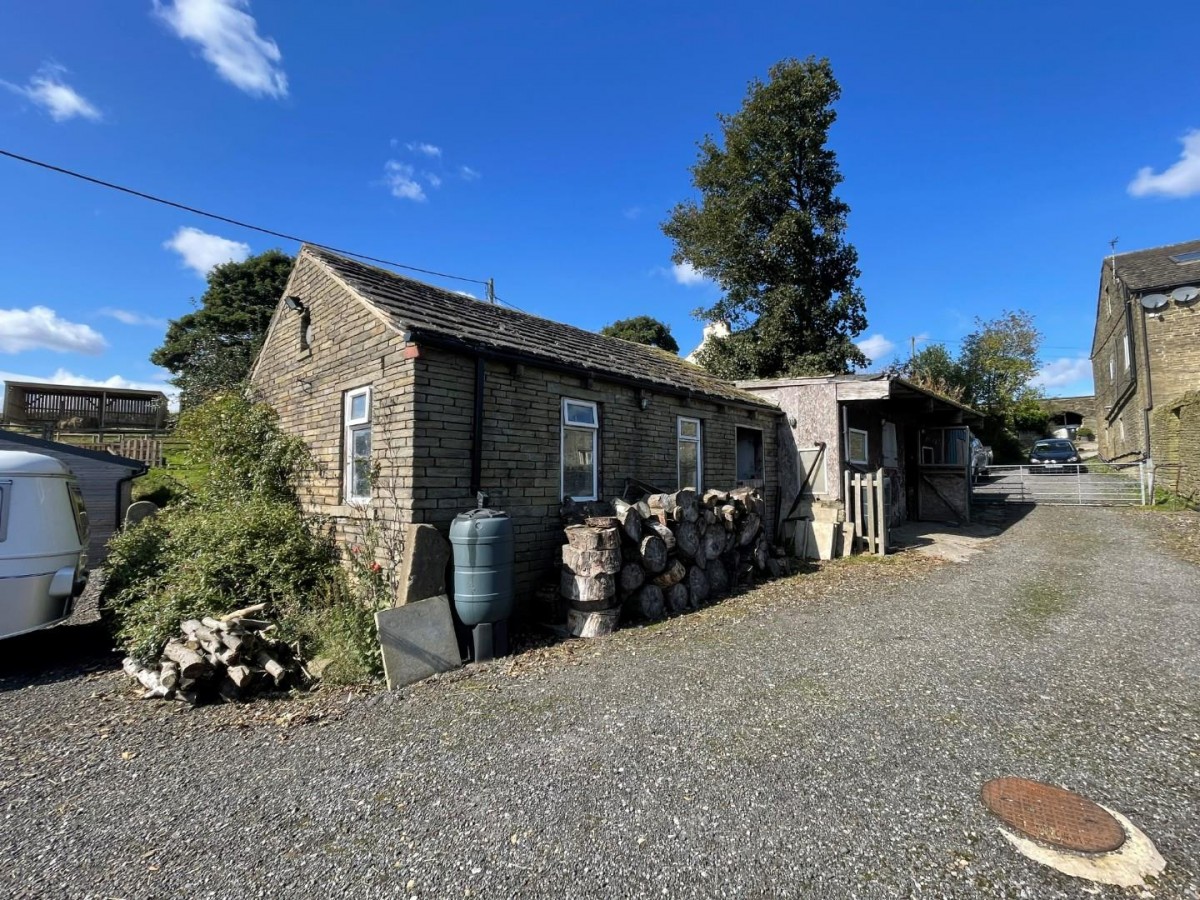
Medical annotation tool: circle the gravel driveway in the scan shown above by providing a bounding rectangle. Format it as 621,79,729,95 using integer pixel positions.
2,505,1197,899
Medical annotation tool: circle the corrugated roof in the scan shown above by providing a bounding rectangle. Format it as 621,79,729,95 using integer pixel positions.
307,246,780,411
1110,238,1200,292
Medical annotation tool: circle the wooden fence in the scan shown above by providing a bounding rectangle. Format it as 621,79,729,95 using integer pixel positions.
844,468,888,557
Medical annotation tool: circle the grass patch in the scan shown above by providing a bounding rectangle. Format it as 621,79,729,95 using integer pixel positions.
1005,580,1073,635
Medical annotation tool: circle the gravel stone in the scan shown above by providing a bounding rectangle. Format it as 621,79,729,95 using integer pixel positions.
1,505,1197,898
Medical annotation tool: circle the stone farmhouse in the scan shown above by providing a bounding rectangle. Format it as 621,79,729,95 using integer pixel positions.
1091,238,1200,501
250,246,781,605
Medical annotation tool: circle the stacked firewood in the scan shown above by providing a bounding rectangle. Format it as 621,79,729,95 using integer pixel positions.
120,603,305,704
559,487,787,636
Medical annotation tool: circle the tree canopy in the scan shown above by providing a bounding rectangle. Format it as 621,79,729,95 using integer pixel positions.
151,249,294,407
599,315,680,353
662,57,867,379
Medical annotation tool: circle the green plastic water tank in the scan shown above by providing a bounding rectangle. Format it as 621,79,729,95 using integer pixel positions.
449,506,514,626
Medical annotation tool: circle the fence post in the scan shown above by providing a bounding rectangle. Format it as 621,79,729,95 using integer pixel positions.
1077,463,1083,506
875,467,887,556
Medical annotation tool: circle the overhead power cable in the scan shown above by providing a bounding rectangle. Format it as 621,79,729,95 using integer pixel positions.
0,148,490,287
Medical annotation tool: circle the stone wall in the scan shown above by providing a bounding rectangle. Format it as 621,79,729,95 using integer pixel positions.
412,346,781,601
1091,265,1146,459
1151,391,1200,506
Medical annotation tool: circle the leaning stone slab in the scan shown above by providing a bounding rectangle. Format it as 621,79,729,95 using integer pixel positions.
375,595,462,690
396,523,451,606
124,500,159,527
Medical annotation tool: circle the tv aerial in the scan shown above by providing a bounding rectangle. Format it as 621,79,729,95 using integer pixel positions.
1140,293,1169,310
1170,285,1200,305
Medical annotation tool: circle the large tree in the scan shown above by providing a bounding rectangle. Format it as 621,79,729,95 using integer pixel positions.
663,57,867,379
599,315,680,353
152,249,294,407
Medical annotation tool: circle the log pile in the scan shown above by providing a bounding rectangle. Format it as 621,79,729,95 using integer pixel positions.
120,603,306,704
559,486,788,636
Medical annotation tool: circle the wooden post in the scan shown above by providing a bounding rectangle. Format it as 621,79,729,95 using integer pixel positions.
865,471,877,556
851,472,863,551
875,467,887,556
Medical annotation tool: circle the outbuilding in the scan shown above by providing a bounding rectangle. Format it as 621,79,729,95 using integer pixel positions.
250,246,781,606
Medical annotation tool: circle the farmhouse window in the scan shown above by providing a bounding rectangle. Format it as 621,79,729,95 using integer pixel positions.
677,416,702,491
847,428,869,465
562,398,598,501
344,386,372,503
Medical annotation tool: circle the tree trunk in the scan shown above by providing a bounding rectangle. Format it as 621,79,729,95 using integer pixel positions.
612,500,643,544
638,534,668,573
665,582,690,613
686,565,710,607
162,640,207,680
737,512,762,547
672,520,700,559
565,524,620,551
560,571,617,607
561,546,622,577
618,561,646,594
634,584,665,620
644,519,676,551
652,558,687,588
567,608,619,638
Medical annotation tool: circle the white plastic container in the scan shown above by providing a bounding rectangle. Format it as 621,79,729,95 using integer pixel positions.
0,451,90,639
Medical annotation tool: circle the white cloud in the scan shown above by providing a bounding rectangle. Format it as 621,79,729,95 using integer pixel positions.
153,0,287,99
623,206,643,220
2,63,101,122
406,142,442,158
855,334,896,364
0,368,179,410
424,172,443,188
1128,129,1200,198
100,308,167,328
459,165,481,181
0,307,107,354
383,161,426,202
164,226,251,276
671,261,709,287
1032,357,1093,390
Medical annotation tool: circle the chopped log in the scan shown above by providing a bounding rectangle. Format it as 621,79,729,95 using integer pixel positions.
584,516,620,530
673,489,699,523
652,558,687,588
702,489,729,508
159,660,179,693
561,545,622,577
644,520,676,552
753,537,770,571
686,566,710,607
567,608,619,638
559,571,617,609
219,631,245,655
122,657,170,696
737,512,762,547
633,584,665,620
564,524,620,551
646,493,677,518
707,558,730,597
720,504,737,530
162,640,207,680
691,546,707,570
612,500,643,544
634,499,652,519
672,521,700,559
226,664,254,690
664,582,689,614
638,534,668,573
702,526,725,561
218,602,269,622
255,650,287,686
618,562,646,594
200,616,229,632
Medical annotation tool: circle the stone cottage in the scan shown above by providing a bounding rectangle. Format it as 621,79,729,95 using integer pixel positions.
1091,238,1200,502
250,246,781,605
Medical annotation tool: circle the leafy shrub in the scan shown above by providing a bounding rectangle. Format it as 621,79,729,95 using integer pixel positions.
105,498,337,662
1076,427,1095,440
131,468,190,508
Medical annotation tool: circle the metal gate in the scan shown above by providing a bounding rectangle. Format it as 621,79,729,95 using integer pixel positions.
971,460,1148,507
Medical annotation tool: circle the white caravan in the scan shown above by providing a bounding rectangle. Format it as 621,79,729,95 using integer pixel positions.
0,451,90,640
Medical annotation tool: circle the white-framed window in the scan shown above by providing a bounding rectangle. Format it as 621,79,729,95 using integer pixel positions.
344,386,372,503
562,398,598,501
677,416,702,491
847,427,869,465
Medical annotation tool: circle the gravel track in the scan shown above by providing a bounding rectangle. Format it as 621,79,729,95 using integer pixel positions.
1,505,1197,899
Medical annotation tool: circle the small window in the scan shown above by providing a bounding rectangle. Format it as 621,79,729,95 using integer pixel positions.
1123,332,1131,372
344,386,372,503
1109,352,1115,381
1169,250,1200,264
677,417,702,491
562,398,598,501
67,483,89,546
0,479,10,543
300,311,313,352
847,428,869,465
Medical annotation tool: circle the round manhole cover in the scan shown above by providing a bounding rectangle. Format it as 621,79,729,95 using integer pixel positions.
981,777,1126,854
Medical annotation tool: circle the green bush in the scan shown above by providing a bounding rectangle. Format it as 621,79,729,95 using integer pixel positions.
131,469,191,508
283,578,383,684
1076,427,1095,440
105,498,338,662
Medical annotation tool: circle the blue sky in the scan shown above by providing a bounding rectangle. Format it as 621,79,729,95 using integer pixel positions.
2,1,1199,404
